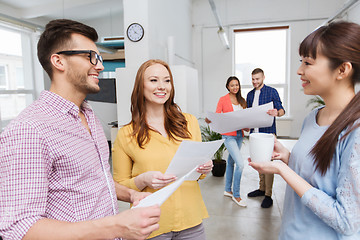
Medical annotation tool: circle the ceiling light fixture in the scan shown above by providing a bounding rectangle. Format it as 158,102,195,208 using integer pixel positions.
208,0,230,49
217,27,230,49
320,0,359,27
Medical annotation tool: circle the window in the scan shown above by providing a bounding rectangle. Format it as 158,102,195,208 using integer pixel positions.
234,26,289,113
0,24,39,130
0,65,8,89
16,66,24,89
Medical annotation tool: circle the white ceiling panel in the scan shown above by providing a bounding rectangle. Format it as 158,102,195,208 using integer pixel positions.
0,0,123,23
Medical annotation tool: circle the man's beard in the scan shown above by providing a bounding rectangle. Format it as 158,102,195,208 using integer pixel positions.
67,68,100,94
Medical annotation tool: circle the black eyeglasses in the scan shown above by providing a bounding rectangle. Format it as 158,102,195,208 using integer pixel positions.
56,50,103,66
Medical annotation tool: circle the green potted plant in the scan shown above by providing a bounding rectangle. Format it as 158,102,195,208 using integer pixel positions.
200,124,227,177
307,95,325,110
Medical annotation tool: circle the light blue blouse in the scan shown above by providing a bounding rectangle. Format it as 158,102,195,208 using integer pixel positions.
279,108,360,240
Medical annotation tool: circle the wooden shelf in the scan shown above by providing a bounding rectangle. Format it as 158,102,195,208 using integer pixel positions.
101,49,125,60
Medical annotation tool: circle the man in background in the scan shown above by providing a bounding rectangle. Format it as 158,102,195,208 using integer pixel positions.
246,68,285,208
0,19,160,240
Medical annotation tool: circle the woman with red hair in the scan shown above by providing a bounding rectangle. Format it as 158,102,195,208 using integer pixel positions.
113,59,212,240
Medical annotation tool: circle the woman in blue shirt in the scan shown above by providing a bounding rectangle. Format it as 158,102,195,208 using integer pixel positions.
250,21,360,239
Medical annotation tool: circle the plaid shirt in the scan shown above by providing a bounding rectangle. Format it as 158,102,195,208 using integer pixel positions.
246,84,284,134
0,91,118,240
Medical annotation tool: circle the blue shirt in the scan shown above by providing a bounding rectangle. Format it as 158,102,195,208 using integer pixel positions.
279,108,360,240
246,84,284,134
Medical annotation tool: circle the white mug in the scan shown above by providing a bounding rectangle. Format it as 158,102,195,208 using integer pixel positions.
249,133,275,163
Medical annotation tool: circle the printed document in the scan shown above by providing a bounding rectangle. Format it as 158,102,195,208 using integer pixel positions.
206,102,274,134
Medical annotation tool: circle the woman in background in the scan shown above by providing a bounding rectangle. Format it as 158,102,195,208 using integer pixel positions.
112,59,212,240
250,21,360,239
206,76,247,207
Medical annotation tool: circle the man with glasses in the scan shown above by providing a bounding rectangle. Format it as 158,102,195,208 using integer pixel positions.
56,50,103,65
0,19,160,240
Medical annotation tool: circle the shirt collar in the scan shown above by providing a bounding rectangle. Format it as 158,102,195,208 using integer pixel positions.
254,84,266,92
39,90,92,117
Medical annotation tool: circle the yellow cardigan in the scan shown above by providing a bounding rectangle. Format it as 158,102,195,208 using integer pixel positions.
112,113,209,238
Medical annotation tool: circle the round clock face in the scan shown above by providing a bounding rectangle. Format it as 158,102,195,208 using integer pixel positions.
126,23,144,42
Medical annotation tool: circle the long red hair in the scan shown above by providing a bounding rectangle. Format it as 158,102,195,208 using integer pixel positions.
129,59,191,148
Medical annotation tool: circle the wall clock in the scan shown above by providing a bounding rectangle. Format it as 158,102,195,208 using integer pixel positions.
126,23,144,42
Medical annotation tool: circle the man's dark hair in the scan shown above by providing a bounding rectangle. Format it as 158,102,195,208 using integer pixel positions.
37,19,98,78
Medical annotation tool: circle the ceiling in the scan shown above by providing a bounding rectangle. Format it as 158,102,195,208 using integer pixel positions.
0,0,123,26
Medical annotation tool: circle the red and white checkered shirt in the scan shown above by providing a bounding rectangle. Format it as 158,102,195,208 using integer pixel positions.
0,91,118,240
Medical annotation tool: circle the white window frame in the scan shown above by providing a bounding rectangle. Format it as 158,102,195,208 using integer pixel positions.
0,64,8,89
232,26,290,115
0,22,42,131
16,66,25,89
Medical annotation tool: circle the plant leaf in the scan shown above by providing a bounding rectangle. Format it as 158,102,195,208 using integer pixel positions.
200,123,226,160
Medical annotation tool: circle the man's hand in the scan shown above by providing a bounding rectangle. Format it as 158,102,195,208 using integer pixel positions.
130,190,151,206
267,108,278,117
113,205,161,240
267,108,285,117
22,205,161,240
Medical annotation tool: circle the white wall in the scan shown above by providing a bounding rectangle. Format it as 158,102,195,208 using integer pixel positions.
347,1,360,22
117,0,196,126
123,0,150,68
171,65,200,117
86,12,124,40
121,0,193,68
148,0,193,66
192,0,347,138
116,66,137,126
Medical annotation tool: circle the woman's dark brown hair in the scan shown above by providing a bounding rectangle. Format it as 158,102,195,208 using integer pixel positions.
299,21,360,175
129,59,191,148
226,76,246,108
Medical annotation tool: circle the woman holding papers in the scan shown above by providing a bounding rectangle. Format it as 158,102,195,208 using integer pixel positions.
112,59,213,239
250,21,360,239
206,76,247,207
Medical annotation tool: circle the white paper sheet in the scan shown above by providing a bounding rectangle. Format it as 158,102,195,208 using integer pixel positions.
133,167,200,208
206,102,274,134
165,139,225,180
133,140,224,208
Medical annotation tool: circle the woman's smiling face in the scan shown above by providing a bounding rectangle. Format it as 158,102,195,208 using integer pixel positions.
227,79,240,94
297,54,339,97
143,63,172,106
